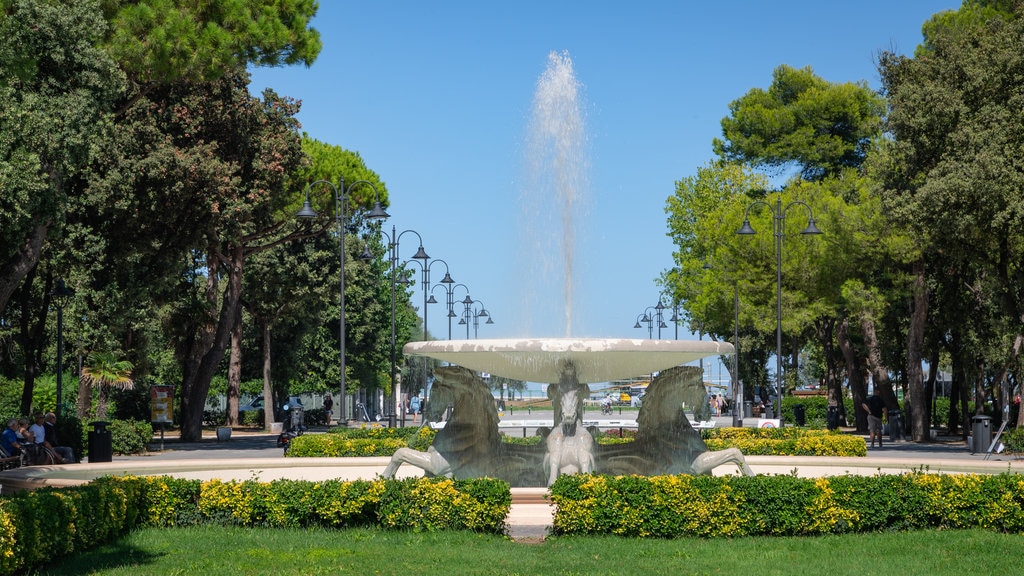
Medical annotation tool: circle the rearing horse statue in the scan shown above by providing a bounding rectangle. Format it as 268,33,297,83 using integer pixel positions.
542,362,596,486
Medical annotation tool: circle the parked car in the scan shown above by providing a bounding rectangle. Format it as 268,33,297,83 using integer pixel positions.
239,397,265,412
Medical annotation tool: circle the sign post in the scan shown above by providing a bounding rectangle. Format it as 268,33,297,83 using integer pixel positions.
150,385,174,451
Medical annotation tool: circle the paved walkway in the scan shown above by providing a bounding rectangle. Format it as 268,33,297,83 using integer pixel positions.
1,427,1021,541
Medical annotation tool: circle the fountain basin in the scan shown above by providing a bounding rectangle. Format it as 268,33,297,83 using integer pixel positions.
404,338,733,383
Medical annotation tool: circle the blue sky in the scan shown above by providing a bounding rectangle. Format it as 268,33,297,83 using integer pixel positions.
248,1,959,356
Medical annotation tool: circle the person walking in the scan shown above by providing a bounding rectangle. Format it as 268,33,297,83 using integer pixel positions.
861,391,887,448
323,393,334,426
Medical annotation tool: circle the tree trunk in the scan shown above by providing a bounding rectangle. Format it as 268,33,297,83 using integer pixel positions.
17,269,48,417
225,304,243,427
178,247,243,442
837,316,868,433
925,345,939,430
860,314,899,410
0,222,48,318
815,317,845,423
262,321,274,430
905,259,929,442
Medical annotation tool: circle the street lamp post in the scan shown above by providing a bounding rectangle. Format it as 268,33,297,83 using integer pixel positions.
737,193,822,426
413,259,453,342
430,282,470,340
458,298,493,338
732,283,742,427
380,225,429,427
296,178,388,424
50,279,75,419
632,308,657,339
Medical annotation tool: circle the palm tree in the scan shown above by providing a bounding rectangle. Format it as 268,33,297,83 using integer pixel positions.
79,351,134,419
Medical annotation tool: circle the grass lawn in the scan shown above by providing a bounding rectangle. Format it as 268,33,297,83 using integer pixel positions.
32,526,1022,576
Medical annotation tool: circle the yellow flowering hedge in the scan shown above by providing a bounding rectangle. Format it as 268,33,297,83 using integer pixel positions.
704,427,866,456
550,472,1024,537
0,475,508,576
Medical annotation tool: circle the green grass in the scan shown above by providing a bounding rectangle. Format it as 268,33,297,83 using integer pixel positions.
30,526,1023,576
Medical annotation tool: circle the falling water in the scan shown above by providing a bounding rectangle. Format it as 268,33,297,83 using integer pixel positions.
520,50,589,337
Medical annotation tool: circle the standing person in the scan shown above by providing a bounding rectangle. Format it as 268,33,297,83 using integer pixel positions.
43,413,75,463
410,395,421,423
861,390,887,448
323,393,334,426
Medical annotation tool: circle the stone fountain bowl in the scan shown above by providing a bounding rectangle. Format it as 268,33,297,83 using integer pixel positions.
403,338,734,383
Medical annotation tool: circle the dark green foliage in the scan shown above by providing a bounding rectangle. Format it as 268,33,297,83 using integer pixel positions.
105,418,153,455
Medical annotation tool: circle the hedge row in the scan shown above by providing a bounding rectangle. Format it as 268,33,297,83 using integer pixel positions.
549,472,1024,538
705,428,867,456
290,426,867,458
0,475,509,576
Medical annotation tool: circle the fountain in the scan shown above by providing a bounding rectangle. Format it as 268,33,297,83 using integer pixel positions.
385,52,750,487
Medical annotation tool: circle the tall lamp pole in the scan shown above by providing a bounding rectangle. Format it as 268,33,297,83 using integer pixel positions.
632,308,658,339
414,259,453,342
737,193,822,426
430,282,469,340
458,299,493,339
50,279,75,419
380,225,429,427
296,178,388,424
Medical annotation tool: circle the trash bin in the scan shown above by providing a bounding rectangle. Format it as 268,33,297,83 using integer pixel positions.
88,421,112,463
971,415,992,454
744,401,753,418
793,404,806,426
826,405,840,430
888,409,905,442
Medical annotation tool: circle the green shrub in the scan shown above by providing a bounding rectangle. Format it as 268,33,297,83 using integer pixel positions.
239,408,264,427
550,472,1024,538
106,419,153,455
0,475,508,575
706,427,865,456
1001,426,1024,453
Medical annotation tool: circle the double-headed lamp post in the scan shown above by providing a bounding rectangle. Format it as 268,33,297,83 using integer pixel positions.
737,193,822,426
430,282,470,340
632,307,661,339
50,279,75,419
296,178,388,424
380,225,429,427
458,298,493,339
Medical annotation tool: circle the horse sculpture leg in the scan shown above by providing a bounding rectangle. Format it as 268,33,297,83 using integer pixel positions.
382,446,453,479
544,431,563,486
690,447,755,476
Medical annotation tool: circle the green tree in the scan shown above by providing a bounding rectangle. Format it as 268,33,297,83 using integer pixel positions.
876,5,1024,431
671,65,902,434
80,351,134,420
100,0,321,82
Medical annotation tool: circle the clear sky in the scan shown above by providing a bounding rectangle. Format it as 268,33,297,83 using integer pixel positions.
248,1,959,355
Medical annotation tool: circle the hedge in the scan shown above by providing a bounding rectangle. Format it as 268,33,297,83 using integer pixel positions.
705,428,866,456
290,425,866,458
0,475,509,576
549,472,1024,538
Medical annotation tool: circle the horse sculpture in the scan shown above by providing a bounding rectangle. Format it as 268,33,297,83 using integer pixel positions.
595,364,753,476
542,363,596,486
382,365,545,485
383,365,499,480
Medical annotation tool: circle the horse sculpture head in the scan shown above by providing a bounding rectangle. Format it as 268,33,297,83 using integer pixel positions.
637,365,706,432
547,361,589,428
425,365,500,431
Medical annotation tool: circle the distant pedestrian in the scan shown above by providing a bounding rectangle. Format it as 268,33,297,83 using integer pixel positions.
862,392,887,448
410,395,421,423
323,393,334,425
